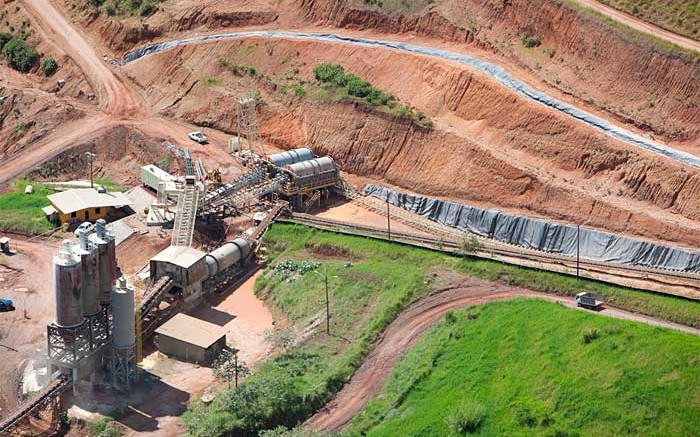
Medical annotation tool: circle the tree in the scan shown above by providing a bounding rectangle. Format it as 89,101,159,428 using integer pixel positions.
41,57,58,76
212,349,250,388
3,38,38,73
460,234,483,256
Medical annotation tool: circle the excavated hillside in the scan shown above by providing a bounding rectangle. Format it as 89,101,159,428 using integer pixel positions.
299,0,700,148
123,37,700,247
0,3,95,163
59,0,698,151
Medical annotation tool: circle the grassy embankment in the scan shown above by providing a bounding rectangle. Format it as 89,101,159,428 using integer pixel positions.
557,0,700,62
0,179,56,235
596,0,699,41
346,299,700,436
182,223,700,436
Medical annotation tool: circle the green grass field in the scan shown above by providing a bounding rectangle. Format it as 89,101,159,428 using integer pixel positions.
182,224,700,436
0,179,56,235
597,0,699,41
346,299,700,436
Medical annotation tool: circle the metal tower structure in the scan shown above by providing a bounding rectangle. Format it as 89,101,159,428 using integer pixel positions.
236,94,264,156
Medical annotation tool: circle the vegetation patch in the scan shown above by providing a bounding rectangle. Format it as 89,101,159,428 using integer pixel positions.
597,0,699,41
0,179,56,235
346,300,700,436
85,0,163,17
181,224,700,436
313,63,433,128
2,37,38,73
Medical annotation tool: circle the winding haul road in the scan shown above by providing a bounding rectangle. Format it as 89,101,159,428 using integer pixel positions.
307,278,700,431
2,0,698,187
573,0,700,53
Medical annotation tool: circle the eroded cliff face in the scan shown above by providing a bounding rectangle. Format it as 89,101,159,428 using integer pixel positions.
298,0,700,148
123,38,700,246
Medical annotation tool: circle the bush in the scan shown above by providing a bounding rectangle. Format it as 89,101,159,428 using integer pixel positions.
446,402,486,434
104,2,116,15
292,84,306,97
3,38,38,73
582,328,599,344
41,57,58,76
313,62,347,86
0,32,12,49
522,34,541,48
138,1,155,16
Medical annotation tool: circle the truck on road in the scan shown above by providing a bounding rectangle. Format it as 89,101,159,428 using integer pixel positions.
576,292,604,310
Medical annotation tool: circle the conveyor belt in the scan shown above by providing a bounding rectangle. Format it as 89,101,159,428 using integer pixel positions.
0,376,70,434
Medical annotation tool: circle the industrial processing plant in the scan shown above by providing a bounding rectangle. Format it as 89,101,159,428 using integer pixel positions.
2,4,700,435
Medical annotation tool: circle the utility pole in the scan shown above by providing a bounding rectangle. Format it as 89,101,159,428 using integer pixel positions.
85,152,96,189
234,351,239,388
313,270,332,335
576,220,590,280
576,224,580,280
386,198,391,241
324,274,330,335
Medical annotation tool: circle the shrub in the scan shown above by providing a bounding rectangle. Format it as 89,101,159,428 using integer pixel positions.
41,57,58,76
104,2,116,15
313,62,346,86
582,328,599,344
447,402,486,434
138,1,155,16
522,34,541,48
0,32,12,49
3,38,38,73
292,84,306,97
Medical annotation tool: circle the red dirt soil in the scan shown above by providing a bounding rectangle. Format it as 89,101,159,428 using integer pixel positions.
122,37,700,248
307,275,700,431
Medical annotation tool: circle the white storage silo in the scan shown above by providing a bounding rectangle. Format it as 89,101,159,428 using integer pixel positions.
111,276,135,349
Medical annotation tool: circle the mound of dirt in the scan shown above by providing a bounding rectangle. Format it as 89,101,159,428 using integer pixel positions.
123,37,700,246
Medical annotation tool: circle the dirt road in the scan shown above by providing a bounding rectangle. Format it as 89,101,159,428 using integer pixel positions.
306,276,700,431
573,0,699,53
20,0,146,117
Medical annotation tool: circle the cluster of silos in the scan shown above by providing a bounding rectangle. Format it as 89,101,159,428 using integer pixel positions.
204,238,251,278
53,219,117,328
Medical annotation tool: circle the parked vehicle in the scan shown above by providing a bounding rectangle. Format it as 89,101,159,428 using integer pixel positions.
0,297,15,312
74,221,95,237
576,292,604,310
188,131,208,144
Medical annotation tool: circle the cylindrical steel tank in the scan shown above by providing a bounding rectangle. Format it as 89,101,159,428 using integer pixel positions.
92,219,117,306
269,147,314,168
286,156,336,178
75,230,100,317
205,238,251,277
111,276,135,348
54,240,83,327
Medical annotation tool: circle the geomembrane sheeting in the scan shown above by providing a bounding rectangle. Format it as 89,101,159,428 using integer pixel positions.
364,184,700,272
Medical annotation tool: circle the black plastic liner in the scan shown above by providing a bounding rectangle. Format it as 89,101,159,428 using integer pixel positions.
364,184,700,273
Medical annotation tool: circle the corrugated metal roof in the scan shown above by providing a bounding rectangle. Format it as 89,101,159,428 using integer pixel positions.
47,188,133,214
150,246,206,268
155,313,226,349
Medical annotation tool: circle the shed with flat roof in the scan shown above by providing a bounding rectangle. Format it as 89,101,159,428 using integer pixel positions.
155,313,226,363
